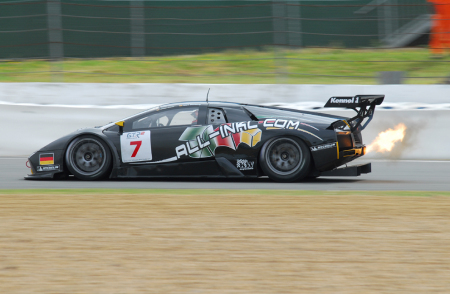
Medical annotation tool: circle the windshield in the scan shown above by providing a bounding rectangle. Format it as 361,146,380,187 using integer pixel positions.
101,105,160,129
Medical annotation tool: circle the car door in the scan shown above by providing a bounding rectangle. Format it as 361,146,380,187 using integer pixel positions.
206,106,261,176
119,104,216,176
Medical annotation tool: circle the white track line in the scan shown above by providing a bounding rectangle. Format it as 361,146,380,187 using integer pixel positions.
364,159,450,163
0,100,158,110
2,100,450,111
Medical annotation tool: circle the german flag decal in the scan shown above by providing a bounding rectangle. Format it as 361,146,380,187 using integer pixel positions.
39,153,54,165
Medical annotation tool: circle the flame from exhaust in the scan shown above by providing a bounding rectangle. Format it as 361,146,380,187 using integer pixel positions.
366,123,407,153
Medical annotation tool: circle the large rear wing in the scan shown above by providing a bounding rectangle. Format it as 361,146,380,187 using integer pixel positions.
324,94,384,131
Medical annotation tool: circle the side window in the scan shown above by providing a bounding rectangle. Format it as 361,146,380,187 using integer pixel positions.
170,108,198,126
208,108,227,124
244,106,301,121
130,106,200,130
222,107,251,123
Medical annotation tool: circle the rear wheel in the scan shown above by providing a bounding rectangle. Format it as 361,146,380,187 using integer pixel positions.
259,137,311,182
65,136,112,180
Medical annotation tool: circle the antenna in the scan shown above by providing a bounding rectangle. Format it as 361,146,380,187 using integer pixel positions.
206,88,210,103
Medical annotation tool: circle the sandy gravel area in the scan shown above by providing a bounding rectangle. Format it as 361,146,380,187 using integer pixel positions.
0,192,449,293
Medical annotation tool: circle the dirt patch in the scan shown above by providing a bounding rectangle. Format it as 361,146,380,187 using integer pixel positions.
0,192,449,293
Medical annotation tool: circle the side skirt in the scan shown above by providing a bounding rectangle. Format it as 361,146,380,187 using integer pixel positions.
112,158,250,179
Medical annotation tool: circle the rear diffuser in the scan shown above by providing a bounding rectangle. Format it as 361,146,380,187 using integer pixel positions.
320,163,371,177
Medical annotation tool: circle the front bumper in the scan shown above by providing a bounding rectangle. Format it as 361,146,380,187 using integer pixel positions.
24,172,56,180
24,150,65,180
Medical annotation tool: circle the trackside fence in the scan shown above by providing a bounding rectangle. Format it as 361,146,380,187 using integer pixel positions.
0,0,449,84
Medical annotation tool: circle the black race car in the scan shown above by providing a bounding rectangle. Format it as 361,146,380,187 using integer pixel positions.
25,95,384,182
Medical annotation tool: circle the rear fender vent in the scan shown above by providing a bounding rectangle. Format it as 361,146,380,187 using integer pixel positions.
337,133,353,150
352,131,363,146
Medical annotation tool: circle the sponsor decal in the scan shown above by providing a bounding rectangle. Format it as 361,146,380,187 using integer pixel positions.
36,165,60,172
39,153,54,165
301,122,319,131
236,159,255,171
329,97,360,104
263,119,323,141
176,122,262,159
264,119,306,130
126,131,146,140
310,142,337,152
120,131,152,163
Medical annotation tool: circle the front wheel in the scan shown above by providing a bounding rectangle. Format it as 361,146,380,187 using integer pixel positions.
259,137,311,182
65,136,112,180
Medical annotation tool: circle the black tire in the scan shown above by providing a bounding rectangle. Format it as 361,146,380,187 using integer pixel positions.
259,137,311,182
65,136,112,180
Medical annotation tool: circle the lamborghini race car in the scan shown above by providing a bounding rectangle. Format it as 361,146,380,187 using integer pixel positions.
25,95,384,182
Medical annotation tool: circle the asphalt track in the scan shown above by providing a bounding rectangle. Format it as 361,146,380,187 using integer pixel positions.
1,158,449,191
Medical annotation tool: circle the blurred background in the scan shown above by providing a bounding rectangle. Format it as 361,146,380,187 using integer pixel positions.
0,0,449,84
1,0,449,158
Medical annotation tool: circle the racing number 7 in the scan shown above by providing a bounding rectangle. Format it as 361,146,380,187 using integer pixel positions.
130,141,142,157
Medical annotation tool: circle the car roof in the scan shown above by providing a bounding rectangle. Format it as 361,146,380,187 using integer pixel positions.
159,101,243,108
158,101,343,120
102,100,345,130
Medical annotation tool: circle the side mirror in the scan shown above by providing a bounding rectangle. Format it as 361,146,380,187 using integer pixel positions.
115,121,124,134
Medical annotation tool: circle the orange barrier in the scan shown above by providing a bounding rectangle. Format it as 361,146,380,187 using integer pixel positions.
428,0,450,54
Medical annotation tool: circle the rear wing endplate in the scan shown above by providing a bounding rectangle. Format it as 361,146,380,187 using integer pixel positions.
324,94,384,131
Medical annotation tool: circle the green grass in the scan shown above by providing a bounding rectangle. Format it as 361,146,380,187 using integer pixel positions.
0,48,449,84
0,189,449,197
